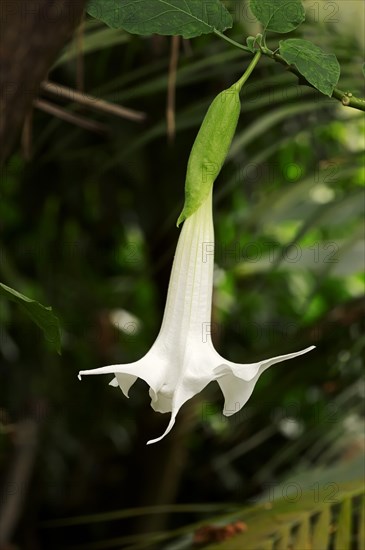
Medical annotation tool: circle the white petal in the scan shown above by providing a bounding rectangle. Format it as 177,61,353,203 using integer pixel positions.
159,189,214,343
218,375,259,416
216,346,315,416
146,374,211,445
255,345,316,372
147,415,176,445
149,387,173,413
78,348,167,397
109,375,139,395
148,342,220,415
114,373,138,397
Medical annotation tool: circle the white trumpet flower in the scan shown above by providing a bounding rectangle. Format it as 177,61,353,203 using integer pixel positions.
78,190,314,444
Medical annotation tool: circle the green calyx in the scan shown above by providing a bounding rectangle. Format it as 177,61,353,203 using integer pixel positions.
176,84,241,226
177,51,261,226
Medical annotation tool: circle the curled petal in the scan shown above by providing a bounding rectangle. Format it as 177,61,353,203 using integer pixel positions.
215,346,315,416
78,350,166,398
147,375,212,445
255,346,316,372
147,415,176,446
149,387,173,414
114,373,139,397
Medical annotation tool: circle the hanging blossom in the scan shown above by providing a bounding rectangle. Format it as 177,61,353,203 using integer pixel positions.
78,190,314,444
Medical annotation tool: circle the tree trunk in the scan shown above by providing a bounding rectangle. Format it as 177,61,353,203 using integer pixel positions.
0,0,87,164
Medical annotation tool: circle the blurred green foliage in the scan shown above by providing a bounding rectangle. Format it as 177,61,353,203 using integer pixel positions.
0,1,364,548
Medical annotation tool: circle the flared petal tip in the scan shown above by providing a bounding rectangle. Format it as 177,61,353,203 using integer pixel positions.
146,437,161,446
146,416,176,445
146,433,168,445
78,373,82,381
222,406,238,418
298,345,316,356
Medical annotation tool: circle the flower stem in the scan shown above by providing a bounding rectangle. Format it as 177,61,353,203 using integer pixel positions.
235,51,262,91
213,29,252,53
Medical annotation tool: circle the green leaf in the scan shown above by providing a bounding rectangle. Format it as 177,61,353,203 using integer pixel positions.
279,38,340,96
86,0,232,38
0,282,61,354
362,62,365,78
250,0,305,33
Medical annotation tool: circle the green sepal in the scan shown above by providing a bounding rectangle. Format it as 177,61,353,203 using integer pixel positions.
246,36,257,52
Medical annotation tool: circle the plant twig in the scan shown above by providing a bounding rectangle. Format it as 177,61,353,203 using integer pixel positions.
214,30,252,53
41,81,146,122
331,88,365,111
33,99,109,135
166,36,180,143
214,32,365,112
270,51,365,112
